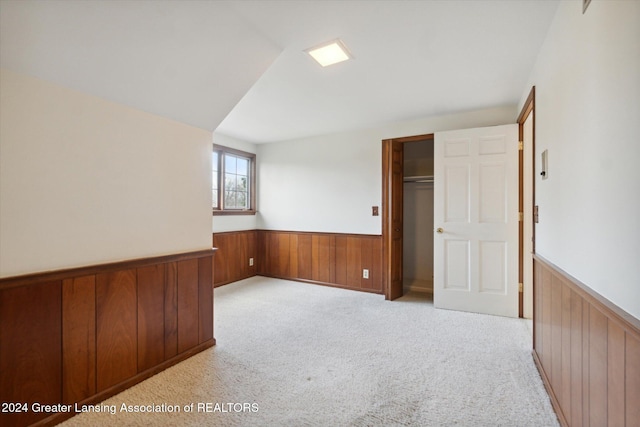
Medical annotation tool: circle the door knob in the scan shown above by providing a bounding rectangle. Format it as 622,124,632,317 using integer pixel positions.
436,228,444,234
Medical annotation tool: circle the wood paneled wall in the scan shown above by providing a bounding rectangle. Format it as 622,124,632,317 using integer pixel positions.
213,230,257,287
0,250,215,427
257,230,383,293
533,255,640,427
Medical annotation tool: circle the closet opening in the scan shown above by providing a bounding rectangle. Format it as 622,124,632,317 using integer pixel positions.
403,138,435,297
382,133,434,300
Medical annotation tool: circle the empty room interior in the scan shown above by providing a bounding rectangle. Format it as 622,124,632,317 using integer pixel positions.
0,1,638,426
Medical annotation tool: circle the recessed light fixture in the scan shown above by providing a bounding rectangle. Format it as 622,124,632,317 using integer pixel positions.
305,39,352,67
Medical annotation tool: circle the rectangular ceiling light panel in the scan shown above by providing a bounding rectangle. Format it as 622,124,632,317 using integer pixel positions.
306,39,352,67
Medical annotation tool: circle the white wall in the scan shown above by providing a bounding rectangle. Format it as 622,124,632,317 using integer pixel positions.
211,132,259,233
257,105,516,234
520,0,640,319
0,69,212,277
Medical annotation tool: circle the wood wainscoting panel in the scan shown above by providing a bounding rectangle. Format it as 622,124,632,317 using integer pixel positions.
137,265,166,372
312,234,334,284
334,235,348,286
0,249,215,427
346,236,362,288
532,254,640,427
213,230,257,286
289,233,299,278
164,262,179,360
62,275,96,404
214,229,382,293
626,333,640,425
258,230,383,294
198,256,214,344
608,319,625,427
569,287,583,426
0,281,62,427
96,269,138,392
177,259,199,354
297,234,313,280
588,305,608,427
277,233,291,278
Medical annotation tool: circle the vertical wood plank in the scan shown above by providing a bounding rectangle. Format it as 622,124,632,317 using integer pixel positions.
570,288,583,427
320,235,332,283
137,265,165,372
164,262,178,360
212,233,229,285
589,305,608,427
561,280,572,422
96,269,137,392
268,232,279,276
232,232,243,279
278,233,290,278
312,235,320,281
541,265,552,376
551,274,562,393
177,259,199,353
533,260,542,354
298,234,313,280
0,281,62,427
198,256,214,343
371,237,383,292
257,230,267,275
335,236,348,285
289,233,299,278
626,333,640,427
607,320,624,427
346,237,362,288
330,235,337,284
62,275,96,404
582,299,590,427
248,230,257,277
360,237,373,289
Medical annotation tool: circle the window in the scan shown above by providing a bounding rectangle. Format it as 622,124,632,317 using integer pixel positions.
212,145,256,215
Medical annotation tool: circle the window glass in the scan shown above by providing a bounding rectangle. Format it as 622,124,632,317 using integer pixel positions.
212,152,219,209
212,146,255,214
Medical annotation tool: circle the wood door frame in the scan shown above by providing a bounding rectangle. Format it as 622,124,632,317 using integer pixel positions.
517,86,536,318
382,133,434,300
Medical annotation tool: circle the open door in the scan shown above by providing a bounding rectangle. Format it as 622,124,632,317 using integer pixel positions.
433,124,519,317
382,139,404,300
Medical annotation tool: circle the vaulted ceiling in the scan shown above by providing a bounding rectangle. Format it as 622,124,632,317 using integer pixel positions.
0,0,559,144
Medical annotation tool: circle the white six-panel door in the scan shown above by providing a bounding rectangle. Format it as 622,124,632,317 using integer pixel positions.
434,124,518,317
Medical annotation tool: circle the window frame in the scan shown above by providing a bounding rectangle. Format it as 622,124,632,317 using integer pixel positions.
212,144,256,216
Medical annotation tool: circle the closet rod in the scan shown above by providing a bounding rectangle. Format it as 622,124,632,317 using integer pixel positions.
403,175,434,183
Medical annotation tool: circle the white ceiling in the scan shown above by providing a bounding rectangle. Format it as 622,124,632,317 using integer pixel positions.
0,0,281,132
0,0,559,144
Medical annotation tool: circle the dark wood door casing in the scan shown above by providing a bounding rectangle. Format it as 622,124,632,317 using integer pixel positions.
382,134,433,301
517,86,536,318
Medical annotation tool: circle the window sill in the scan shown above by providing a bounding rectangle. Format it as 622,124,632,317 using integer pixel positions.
212,210,257,216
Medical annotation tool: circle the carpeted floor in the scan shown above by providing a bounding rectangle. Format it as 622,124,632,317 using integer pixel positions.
60,276,559,426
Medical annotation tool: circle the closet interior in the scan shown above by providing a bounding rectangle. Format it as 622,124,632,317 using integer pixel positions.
403,138,434,294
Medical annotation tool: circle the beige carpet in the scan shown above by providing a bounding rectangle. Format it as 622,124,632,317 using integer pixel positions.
60,276,559,426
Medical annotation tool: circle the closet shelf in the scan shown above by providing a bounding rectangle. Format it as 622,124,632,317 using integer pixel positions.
403,175,434,183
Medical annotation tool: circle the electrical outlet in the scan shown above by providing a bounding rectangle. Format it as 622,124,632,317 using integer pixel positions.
249,258,254,266
363,269,369,279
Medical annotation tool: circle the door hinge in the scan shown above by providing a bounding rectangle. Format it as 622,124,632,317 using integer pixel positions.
518,141,524,151
519,283,524,293
519,212,523,222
